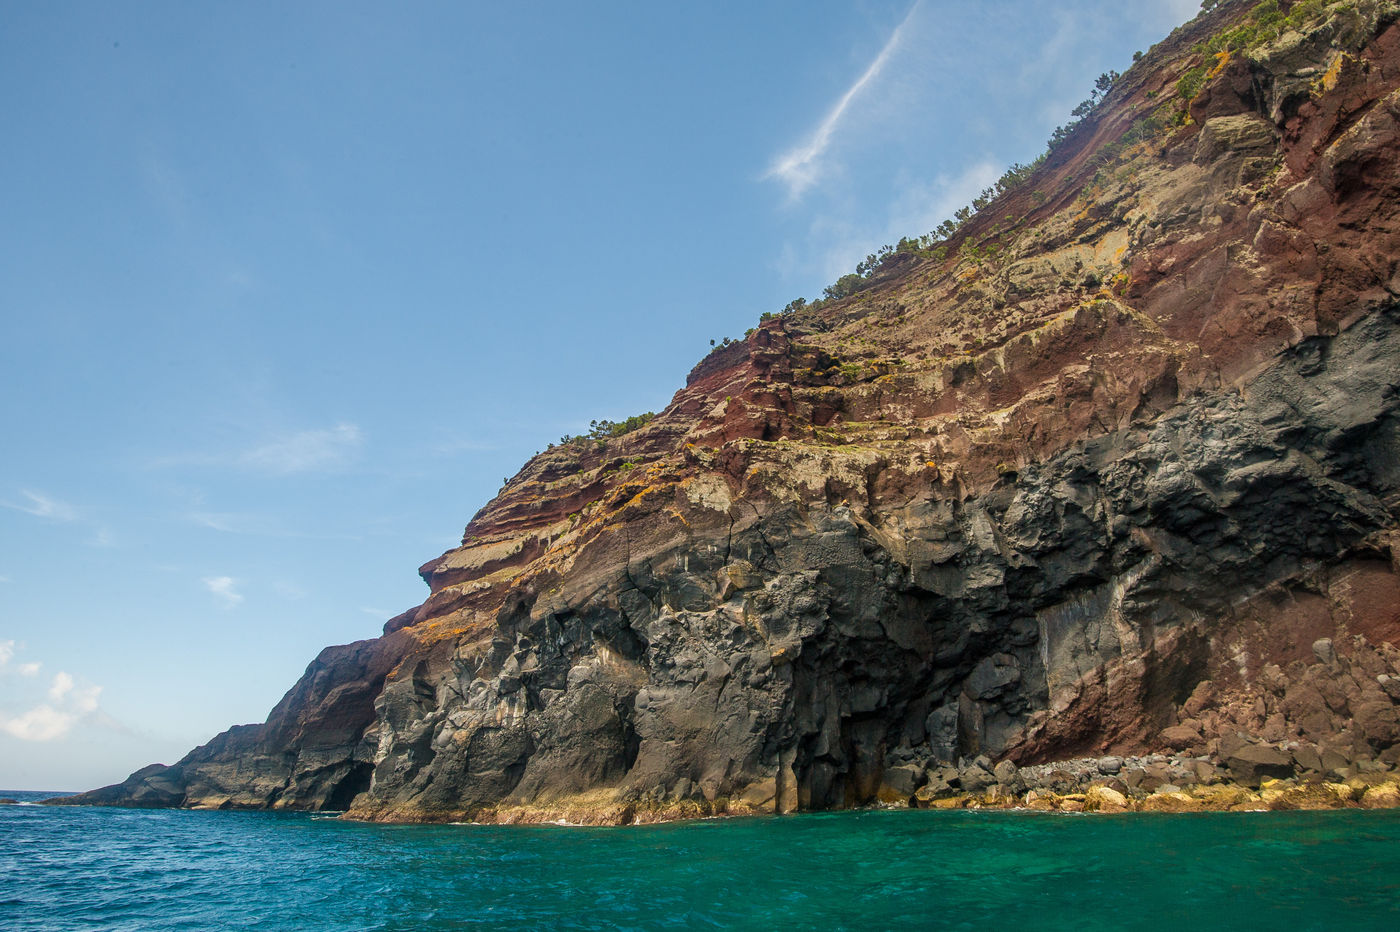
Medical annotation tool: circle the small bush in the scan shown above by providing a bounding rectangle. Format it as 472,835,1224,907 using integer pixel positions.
558,411,656,447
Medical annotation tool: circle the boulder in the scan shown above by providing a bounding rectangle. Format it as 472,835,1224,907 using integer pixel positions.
881,763,925,800
1141,791,1201,813
958,760,997,793
1085,785,1129,812
1361,783,1400,809
1291,744,1324,774
1159,724,1203,751
1225,745,1295,787
1320,748,1352,777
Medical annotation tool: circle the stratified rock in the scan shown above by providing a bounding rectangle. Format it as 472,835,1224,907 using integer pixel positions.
57,0,1400,824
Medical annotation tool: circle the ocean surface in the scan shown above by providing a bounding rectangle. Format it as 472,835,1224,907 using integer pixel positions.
3,790,1399,930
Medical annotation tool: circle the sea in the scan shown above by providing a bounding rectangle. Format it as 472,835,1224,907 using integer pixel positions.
2,790,1398,930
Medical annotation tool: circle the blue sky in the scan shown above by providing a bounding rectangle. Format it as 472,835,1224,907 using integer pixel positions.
0,0,1200,790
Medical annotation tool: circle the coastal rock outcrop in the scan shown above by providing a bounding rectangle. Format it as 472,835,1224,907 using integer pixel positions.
58,0,1400,822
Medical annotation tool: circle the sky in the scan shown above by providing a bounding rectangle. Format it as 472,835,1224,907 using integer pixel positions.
0,0,1203,791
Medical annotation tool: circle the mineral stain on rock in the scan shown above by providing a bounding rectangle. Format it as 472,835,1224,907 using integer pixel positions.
56,0,1400,822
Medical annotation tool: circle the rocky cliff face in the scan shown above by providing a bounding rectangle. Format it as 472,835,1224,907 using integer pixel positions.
64,0,1400,821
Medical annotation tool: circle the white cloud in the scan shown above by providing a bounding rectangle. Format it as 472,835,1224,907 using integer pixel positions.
49,671,74,702
1,490,78,521
238,423,362,474
766,2,921,198
1,705,79,742
0,646,103,742
203,575,244,607
73,684,101,713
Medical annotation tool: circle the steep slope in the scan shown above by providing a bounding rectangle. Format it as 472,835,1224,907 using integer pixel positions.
63,0,1400,821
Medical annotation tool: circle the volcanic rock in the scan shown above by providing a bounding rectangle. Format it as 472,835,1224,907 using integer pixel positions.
1225,745,1296,787
55,0,1400,823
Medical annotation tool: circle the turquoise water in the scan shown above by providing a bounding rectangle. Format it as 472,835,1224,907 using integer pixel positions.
3,790,1399,930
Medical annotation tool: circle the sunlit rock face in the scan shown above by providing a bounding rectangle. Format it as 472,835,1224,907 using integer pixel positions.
65,1,1400,822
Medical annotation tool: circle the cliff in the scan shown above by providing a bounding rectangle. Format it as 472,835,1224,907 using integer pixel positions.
61,0,1400,821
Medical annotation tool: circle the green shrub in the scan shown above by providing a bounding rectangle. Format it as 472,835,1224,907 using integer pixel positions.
1176,64,1207,100
823,273,866,300
558,411,657,447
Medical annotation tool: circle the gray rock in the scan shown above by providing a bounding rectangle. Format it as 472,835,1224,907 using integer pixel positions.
958,761,997,793
1291,744,1324,774
1313,638,1336,665
882,763,925,798
966,654,1021,700
1097,756,1123,775
1320,748,1352,778
1225,745,1295,787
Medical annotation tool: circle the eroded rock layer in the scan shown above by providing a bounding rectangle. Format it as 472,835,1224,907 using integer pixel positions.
64,0,1400,821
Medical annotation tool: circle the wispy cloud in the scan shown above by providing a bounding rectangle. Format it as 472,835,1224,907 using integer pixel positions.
237,423,362,473
766,2,921,198
186,509,361,541
783,159,1003,288
0,645,102,742
189,511,277,534
429,436,499,457
1,490,78,522
150,422,364,475
887,160,1004,243
203,575,243,607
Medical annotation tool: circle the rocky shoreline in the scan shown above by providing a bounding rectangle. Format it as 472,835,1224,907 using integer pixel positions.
366,730,1400,826
459,749,1400,825
902,750,1400,815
